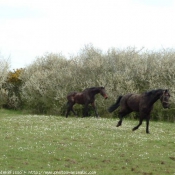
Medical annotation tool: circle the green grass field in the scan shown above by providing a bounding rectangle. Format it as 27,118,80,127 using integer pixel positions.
0,109,175,175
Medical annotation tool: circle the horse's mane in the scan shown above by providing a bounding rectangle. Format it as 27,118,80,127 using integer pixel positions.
83,87,103,92
67,91,77,96
145,89,163,96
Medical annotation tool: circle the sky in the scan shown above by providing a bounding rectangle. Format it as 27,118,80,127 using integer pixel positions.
0,0,175,69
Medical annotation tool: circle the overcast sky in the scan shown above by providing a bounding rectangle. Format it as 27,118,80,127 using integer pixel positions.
0,0,175,69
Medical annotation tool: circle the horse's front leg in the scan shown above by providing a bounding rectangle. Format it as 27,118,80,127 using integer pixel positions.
146,115,150,134
132,117,143,131
132,112,148,132
92,102,100,118
83,103,89,117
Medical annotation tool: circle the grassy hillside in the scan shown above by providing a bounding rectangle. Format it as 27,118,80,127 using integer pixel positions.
0,109,175,175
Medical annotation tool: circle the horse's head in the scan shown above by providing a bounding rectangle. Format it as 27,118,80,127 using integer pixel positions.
160,89,170,108
99,87,108,99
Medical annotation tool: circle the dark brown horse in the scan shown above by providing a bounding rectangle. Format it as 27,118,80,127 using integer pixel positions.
66,87,108,118
108,89,170,133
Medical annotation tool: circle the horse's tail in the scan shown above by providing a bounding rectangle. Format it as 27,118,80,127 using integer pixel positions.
108,95,123,113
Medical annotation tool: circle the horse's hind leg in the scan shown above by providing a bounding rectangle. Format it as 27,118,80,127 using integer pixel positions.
66,108,70,118
117,110,131,127
71,106,77,117
66,102,77,118
66,102,71,118
116,111,123,127
116,119,122,127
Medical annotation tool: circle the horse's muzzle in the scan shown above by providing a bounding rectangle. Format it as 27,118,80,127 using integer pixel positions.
163,105,170,109
104,95,108,99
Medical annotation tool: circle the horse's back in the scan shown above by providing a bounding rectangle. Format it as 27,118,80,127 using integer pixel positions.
122,93,141,112
67,92,85,104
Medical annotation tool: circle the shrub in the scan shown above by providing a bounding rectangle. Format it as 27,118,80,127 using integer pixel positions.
4,68,24,109
20,53,70,114
0,55,10,107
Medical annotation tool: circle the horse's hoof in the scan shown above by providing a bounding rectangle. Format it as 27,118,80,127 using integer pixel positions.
116,121,122,127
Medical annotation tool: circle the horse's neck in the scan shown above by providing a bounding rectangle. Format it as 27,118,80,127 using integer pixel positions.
90,89,100,97
149,92,162,105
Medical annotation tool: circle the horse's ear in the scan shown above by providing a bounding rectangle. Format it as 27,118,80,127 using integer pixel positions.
164,89,170,96
165,89,169,93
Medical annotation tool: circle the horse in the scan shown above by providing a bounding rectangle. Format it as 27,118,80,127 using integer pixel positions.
108,89,170,133
66,87,108,118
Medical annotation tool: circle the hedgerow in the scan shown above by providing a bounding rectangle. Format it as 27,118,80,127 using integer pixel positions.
19,45,175,121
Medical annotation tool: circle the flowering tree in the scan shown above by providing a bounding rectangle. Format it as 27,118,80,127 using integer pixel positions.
0,56,10,107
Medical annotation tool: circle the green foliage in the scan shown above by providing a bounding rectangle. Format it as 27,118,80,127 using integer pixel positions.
18,46,175,120
0,112,175,174
3,68,24,109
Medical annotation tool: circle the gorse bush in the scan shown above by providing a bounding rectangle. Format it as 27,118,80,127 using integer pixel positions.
5,68,24,109
19,45,175,121
0,54,24,109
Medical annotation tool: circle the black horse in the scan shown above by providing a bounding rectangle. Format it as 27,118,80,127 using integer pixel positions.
66,87,108,118
108,89,170,133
